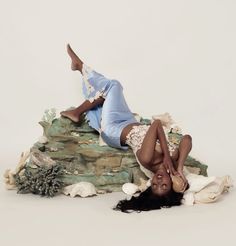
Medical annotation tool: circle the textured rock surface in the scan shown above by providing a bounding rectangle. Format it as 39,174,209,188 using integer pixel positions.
22,111,207,193
11,110,208,196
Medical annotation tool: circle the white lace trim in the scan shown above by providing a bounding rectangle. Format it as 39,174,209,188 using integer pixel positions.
82,64,95,95
125,124,177,156
88,89,106,103
125,125,150,153
125,124,179,178
82,64,107,104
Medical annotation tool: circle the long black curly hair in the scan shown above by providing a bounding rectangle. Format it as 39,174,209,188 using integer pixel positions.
113,186,186,213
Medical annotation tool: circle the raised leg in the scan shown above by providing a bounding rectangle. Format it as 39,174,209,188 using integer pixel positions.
62,45,137,142
67,44,83,73
61,44,106,122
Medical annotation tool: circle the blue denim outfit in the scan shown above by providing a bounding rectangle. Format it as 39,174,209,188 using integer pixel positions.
81,64,138,150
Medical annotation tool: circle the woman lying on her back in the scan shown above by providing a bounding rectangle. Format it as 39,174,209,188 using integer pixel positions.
61,44,192,213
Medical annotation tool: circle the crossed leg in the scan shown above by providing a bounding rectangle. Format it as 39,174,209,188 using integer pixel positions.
60,97,105,123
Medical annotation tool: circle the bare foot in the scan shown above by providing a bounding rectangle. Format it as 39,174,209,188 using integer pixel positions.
60,109,80,123
67,44,83,71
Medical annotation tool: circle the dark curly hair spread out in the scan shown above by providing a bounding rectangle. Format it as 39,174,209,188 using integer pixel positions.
113,186,186,213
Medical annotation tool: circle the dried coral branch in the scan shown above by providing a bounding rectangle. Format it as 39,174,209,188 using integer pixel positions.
41,108,57,125
14,164,64,197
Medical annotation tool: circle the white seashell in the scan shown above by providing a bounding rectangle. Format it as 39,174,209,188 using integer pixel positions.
62,182,97,198
122,183,139,195
38,135,48,144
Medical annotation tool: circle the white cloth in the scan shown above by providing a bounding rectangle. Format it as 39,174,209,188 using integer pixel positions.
183,174,233,205
122,167,234,206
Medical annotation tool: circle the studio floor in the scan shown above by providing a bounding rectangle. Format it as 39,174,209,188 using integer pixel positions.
1,164,235,246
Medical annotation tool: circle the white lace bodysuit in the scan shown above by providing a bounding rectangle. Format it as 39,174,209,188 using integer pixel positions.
125,124,178,178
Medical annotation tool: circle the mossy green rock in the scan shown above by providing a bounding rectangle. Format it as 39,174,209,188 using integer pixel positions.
25,113,208,193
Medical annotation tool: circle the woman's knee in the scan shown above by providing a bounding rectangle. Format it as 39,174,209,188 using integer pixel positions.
183,134,192,142
152,119,162,126
110,79,123,89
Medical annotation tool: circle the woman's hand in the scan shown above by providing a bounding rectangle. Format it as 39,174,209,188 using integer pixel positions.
163,156,177,175
176,168,188,185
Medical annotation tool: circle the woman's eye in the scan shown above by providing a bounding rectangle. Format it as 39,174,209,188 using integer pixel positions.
162,184,167,189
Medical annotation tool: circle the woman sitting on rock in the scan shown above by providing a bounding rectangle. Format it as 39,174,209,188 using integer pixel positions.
61,44,192,213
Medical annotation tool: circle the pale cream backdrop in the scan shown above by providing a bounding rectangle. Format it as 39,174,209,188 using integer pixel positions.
0,1,235,246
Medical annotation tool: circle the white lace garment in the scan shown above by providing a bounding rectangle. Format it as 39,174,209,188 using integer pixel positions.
125,124,177,155
125,124,178,178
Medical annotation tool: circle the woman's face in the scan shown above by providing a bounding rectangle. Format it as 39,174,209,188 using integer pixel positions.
151,168,172,196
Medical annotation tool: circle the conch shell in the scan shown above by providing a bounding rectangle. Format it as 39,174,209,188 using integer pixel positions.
171,174,187,193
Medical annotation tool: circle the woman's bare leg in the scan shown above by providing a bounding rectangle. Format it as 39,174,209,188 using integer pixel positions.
67,44,83,72
60,97,105,122
60,44,105,122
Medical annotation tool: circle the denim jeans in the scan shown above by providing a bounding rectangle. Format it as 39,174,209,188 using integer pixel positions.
81,64,138,150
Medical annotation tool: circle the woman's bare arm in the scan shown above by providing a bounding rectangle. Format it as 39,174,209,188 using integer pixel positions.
136,120,175,172
176,135,192,173
170,135,192,184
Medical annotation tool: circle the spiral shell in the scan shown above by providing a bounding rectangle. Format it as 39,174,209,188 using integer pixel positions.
171,174,186,193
